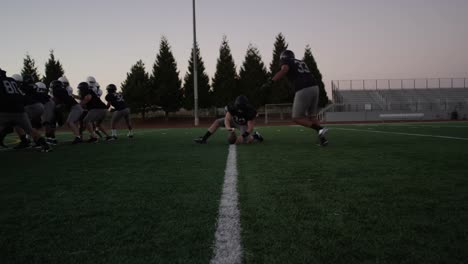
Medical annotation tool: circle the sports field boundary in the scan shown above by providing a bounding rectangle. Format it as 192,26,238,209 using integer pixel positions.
334,127,468,141
210,144,243,264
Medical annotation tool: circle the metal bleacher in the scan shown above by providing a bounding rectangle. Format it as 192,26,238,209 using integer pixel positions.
331,78,468,113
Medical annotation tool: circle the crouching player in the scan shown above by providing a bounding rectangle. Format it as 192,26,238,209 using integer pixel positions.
194,95,263,144
104,84,133,139
78,82,112,142
50,80,84,144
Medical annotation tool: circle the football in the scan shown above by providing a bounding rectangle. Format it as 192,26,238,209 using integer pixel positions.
227,131,237,144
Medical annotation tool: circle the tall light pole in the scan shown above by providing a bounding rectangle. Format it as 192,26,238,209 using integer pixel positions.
192,0,199,126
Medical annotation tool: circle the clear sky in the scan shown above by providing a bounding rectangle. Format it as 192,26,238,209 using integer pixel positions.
2,0,468,96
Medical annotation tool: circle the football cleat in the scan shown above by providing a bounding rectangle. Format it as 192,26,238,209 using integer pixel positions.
47,138,58,145
105,136,115,141
318,127,328,137
40,144,51,153
253,131,264,142
194,137,207,144
72,137,83,145
317,136,329,147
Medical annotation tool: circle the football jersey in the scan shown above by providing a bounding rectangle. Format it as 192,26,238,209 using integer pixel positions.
81,89,107,109
35,84,51,104
280,58,318,92
53,87,78,108
0,76,25,113
105,92,127,111
21,83,40,106
226,103,257,125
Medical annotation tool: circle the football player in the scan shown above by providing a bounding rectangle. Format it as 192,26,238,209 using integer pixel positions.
35,81,57,145
0,68,50,152
105,84,133,139
194,95,263,144
58,76,74,96
78,82,112,142
51,80,84,144
263,50,329,146
13,74,46,148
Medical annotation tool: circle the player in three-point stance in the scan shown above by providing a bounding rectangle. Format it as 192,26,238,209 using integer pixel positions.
194,95,263,144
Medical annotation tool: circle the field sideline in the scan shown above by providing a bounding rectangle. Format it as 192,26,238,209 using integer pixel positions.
1,122,467,263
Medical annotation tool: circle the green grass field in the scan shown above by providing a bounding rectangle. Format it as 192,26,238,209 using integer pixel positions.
1,122,468,263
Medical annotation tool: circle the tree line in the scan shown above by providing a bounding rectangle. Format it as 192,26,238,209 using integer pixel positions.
18,33,328,118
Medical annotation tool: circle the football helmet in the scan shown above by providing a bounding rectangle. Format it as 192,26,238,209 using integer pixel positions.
50,80,64,91
280,50,295,61
35,82,47,90
77,82,89,93
58,76,70,86
106,84,117,93
234,95,249,109
22,74,35,85
12,74,23,83
86,76,97,86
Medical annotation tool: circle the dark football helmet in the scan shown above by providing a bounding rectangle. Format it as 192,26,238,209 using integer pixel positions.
22,74,35,85
77,82,90,96
50,80,64,91
106,84,117,93
280,50,295,61
234,95,249,109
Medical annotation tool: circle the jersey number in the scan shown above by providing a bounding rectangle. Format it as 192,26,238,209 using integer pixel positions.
295,61,311,74
3,80,24,95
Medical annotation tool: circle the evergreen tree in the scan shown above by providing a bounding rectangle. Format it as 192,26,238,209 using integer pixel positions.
121,60,151,119
303,45,329,107
149,37,183,117
43,50,65,87
212,36,238,107
183,42,211,110
21,53,41,82
238,44,269,107
268,33,292,104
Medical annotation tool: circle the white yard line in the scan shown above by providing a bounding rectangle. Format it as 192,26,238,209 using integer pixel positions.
334,127,468,141
210,144,243,264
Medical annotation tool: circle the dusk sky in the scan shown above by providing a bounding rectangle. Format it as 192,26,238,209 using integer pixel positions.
2,0,468,96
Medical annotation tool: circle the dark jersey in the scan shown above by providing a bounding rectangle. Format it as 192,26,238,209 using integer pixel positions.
280,58,317,92
226,103,257,125
0,77,25,113
21,83,40,106
35,85,51,104
53,87,78,108
82,89,107,110
105,92,127,110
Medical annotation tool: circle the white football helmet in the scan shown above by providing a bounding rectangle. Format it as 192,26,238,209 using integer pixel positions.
58,76,69,85
12,74,23,83
34,82,49,93
86,76,97,87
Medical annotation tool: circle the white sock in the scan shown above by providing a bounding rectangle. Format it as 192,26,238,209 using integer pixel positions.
112,129,117,136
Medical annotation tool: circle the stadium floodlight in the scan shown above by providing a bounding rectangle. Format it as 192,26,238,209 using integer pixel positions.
193,0,199,126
